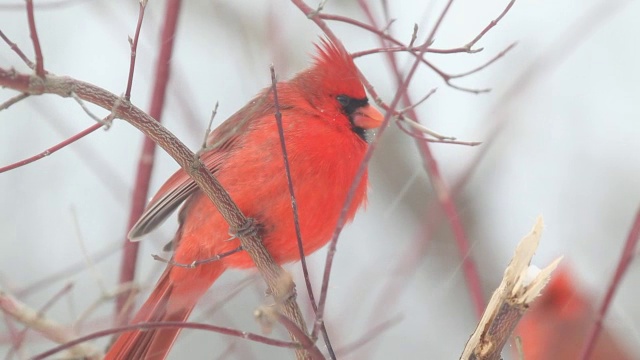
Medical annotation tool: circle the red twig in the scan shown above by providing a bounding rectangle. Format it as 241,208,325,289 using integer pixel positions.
0,30,34,69
336,315,402,357
276,313,325,360
318,0,515,94
115,0,182,326
0,123,103,174
580,207,640,360
124,0,147,100
270,66,314,307
395,119,481,146
0,92,30,111
449,42,517,79
270,64,339,356
318,13,485,92
32,321,299,360
25,0,45,77
464,0,515,51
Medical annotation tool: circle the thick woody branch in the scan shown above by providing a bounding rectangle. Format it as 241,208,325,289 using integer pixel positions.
461,217,562,360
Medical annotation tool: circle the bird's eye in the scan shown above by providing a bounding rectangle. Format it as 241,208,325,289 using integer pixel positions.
336,95,350,107
336,94,369,116
336,95,369,115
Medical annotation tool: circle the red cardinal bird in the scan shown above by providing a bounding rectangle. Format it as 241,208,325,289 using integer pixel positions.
105,40,383,359
515,266,635,360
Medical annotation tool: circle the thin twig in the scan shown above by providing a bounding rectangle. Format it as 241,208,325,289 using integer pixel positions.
31,321,300,360
200,102,220,153
196,275,257,320
271,65,336,359
25,0,45,76
398,88,438,115
124,0,148,100
464,0,516,51
336,315,403,357
579,207,640,360
17,243,121,297
152,246,244,268
396,119,481,146
0,123,103,174
0,30,34,69
0,93,29,111
449,42,517,79
70,91,111,127
276,312,325,360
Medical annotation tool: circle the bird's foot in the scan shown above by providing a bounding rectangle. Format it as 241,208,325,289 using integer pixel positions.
226,217,260,241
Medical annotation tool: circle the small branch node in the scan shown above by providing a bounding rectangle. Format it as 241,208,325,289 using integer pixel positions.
151,246,244,269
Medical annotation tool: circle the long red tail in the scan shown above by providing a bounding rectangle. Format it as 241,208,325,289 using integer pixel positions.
105,263,225,360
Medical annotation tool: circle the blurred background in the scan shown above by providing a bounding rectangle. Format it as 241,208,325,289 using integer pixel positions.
1,0,639,359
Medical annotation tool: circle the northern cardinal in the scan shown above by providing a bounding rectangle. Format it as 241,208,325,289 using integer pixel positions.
515,266,634,359
105,40,383,359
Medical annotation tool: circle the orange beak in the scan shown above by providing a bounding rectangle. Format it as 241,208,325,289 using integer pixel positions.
352,104,384,129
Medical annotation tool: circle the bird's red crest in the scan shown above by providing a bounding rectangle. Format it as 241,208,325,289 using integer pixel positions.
311,38,366,100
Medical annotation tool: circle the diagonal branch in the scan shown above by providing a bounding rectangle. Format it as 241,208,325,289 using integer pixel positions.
580,207,640,359
0,123,104,174
0,30,35,69
0,288,102,359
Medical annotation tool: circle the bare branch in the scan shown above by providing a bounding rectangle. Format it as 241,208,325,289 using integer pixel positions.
464,0,516,51
0,123,103,174
398,88,438,115
396,120,482,146
580,207,640,359
461,217,562,360
31,321,301,360
70,91,112,127
151,246,244,268
336,315,403,357
0,92,29,111
0,30,34,69
271,64,337,359
25,0,45,76
450,42,517,79
200,101,220,153
124,0,148,100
